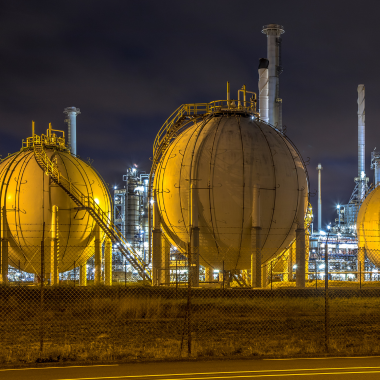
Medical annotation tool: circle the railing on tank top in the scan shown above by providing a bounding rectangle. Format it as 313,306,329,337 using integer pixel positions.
153,99,259,160
33,140,150,280
23,133,67,151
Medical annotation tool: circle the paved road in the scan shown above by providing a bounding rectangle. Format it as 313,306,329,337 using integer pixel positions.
2,356,380,380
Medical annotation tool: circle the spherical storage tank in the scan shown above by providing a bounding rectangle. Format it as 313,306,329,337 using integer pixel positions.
357,187,380,265
154,110,308,270
0,134,111,274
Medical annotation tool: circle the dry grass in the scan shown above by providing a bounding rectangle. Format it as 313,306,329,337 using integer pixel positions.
1,288,380,366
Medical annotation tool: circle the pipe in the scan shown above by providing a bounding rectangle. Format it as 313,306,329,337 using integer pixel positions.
258,58,269,123
317,163,323,231
262,24,284,130
357,85,365,200
63,107,81,155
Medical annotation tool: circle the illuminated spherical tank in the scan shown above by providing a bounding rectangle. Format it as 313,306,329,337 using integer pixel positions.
154,113,308,270
357,187,380,265
0,132,111,274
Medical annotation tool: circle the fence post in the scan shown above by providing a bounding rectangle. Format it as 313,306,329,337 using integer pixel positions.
40,222,45,353
187,242,192,357
325,238,329,353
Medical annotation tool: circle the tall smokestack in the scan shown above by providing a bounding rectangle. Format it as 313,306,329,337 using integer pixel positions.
261,24,284,130
258,58,269,123
317,163,323,231
64,107,81,155
357,85,365,200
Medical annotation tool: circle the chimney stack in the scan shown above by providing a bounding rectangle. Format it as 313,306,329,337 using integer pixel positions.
317,163,323,231
64,107,81,155
357,85,366,200
261,24,284,130
258,58,269,123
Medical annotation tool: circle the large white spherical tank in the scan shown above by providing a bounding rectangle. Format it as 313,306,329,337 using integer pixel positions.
154,114,308,270
0,148,111,273
357,187,380,266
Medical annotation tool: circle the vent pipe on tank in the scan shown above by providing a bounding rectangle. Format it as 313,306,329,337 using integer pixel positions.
258,58,269,123
261,24,284,130
357,85,366,200
64,107,81,155
317,163,323,231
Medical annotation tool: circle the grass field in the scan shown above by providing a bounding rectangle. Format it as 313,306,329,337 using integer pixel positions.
1,286,380,365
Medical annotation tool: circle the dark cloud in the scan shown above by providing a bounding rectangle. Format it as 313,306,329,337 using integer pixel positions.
1,0,380,228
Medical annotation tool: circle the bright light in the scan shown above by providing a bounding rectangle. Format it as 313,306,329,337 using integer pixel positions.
114,186,117,190
94,198,99,205
135,186,144,192
150,199,154,205
337,204,340,209
319,264,325,269
320,231,326,235
327,225,331,230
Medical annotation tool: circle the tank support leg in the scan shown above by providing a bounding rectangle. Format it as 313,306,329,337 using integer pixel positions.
161,235,170,286
262,264,267,288
152,189,162,286
251,185,261,288
1,206,8,285
190,227,200,287
80,263,87,286
296,228,306,288
288,246,294,282
94,224,101,285
104,238,112,286
358,246,365,283
251,227,262,287
50,205,59,286
152,229,162,285
296,189,306,288
205,266,213,283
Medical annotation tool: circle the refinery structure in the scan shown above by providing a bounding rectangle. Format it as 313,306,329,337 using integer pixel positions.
1,23,380,288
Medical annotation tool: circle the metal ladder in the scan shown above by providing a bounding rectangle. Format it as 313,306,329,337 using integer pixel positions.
34,143,151,281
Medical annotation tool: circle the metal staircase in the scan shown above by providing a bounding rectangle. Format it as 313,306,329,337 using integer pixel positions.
33,142,151,281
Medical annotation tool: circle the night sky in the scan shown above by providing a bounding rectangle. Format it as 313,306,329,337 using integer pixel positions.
1,0,378,230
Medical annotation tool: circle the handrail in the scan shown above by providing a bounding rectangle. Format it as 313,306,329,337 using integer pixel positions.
33,141,151,280
153,99,258,160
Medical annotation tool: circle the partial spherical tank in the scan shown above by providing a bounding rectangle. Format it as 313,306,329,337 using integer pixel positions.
357,187,380,265
154,114,308,270
0,148,111,273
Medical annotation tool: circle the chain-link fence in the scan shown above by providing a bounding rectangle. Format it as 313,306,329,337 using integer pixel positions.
2,237,380,365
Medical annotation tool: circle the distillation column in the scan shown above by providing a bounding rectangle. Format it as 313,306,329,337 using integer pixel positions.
296,189,306,288
63,107,81,156
251,185,261,288
317,163,323,231
1,206,8,284
357,85,366,200
50,205,59,285
261,24,284,130
371,151,380,187
258,58,269,123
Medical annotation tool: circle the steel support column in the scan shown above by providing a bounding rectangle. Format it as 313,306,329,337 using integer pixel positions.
94,223,101,285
